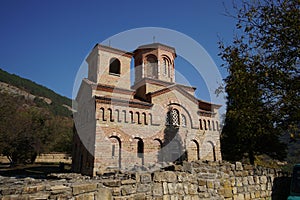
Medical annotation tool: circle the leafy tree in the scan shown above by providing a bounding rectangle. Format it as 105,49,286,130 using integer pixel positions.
0,93,73,165
219,0,299,164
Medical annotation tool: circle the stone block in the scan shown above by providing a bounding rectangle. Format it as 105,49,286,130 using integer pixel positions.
140,173,152,183
206,180,214,189
182,162,193,173
137,183,151,193
29,192,50,200
102,179,121,187
198,185,206,192
121,179,136,185
183,183,189,194
50,185,70,195
248,176,254,185
237,186,244,193
165,172,177,183
177,172,188,182
260,175,268,184
223,187,233,198
163,195,170,200
235,177,243,187
153,183,163,196
244,193,251,200
163,182,168,195
242,177,248,185
22,185,45,194
188,184,198,195
72,183,97,195
234,193,244,200
167,183,176,194
187,174,197,184
110,187,121,196
121,185,136,196
198,179,206,186
175,183,184,195
74,192,94,200
235,162,243,171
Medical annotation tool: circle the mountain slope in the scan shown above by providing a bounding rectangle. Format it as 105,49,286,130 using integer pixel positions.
0,68,73,163
0,68,72,117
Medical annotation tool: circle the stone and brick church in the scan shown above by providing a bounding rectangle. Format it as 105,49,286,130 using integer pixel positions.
72,43,222,176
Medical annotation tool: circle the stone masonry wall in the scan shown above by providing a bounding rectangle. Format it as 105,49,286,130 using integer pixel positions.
0,161,290,200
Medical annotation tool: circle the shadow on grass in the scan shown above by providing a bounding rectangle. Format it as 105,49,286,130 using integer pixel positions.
0,163,71,179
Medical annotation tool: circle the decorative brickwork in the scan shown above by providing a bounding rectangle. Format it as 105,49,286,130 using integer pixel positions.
72,43,222,176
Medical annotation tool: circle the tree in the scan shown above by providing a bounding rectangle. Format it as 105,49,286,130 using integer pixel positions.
0,93,73,165
219,0,299,164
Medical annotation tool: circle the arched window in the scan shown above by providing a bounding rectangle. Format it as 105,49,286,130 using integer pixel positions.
137,140,144,156
122,110,127,123
166,109,180,126
181,114,186,127
142,112,147,125
108,108,113,122
208,120,211,130
129,111,134,123
100,107,106,121
109,58,121,75
212,121,215,131
146,55,158,78
203,120,207,130
115,109,121,122
162,57,170,76
199,119,203,130
136,112,141,124
148,113,153,125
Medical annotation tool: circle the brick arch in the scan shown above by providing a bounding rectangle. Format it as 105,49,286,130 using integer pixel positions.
100,107,105,121
109,136,122,168
188,139,200,161
207,141,216,161
115,109,120,122
142,112,147,125
108,108,113,122
134,137,144,166
145,54,158,78
166,103,193,128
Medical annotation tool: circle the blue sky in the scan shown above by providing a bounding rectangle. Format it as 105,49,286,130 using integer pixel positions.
0,0,236,107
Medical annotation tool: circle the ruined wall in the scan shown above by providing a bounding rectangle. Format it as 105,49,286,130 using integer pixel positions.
0,161,290,200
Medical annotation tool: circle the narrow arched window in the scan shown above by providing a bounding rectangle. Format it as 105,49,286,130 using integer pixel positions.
108,108,114,122
146,55,158,78
163,58,170,76
122,110,127,123
115,109,120,122
129,111,134,123
136,112,141,124
199,119,203,130
212,121,215,131
137,139,144,156
100,107,106,121
109,58,121,75
142,112,147,125
171,109,179,126
208,120,211,130
203,120,207,130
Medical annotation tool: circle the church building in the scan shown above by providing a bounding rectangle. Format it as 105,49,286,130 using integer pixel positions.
72,43,222,176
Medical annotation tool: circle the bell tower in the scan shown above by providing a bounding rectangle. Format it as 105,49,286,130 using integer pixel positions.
133,43,177,84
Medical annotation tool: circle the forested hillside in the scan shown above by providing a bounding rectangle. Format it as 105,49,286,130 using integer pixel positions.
0,68,71,117
0,68,73,165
